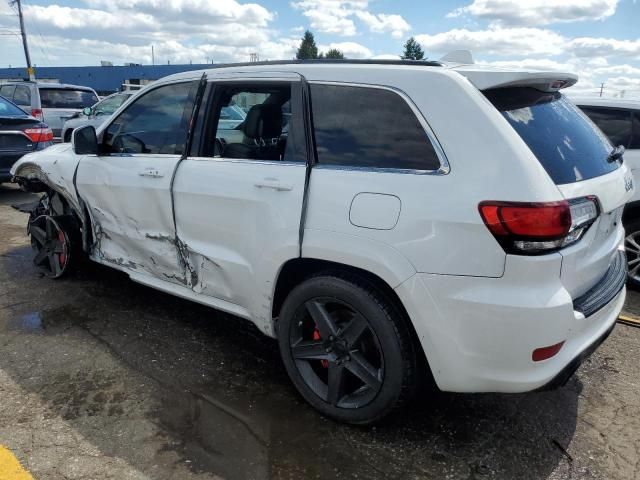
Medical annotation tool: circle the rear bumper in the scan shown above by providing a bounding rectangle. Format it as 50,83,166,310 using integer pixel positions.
395,251,625,393
535,320,615,391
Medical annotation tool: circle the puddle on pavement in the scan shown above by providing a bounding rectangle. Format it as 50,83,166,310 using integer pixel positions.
2,305,93,335
155,385,403,480
6,311,44,333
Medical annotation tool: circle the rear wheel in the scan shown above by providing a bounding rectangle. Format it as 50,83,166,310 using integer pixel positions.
278,273,417,425
625,219,640,289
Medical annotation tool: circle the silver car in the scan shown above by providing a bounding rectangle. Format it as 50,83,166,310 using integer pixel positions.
0,82,99,142
61,92,134,142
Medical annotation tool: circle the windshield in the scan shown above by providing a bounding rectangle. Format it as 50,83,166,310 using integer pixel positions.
94,94,131,115
39,88,99,109
0,95,28,117
485,87,619,185
221,105,246,121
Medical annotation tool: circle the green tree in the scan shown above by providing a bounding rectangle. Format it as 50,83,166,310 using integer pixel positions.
401,37,425,60
296,30,319,60
324,48,345,59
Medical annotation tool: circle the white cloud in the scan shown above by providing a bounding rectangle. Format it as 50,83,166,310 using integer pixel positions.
86,0,274,27
567,37,640,58
415,27,565,57
415,26,640,61
354,12,410,38
448,0,619,26
290,0,409,37
319,41,372,58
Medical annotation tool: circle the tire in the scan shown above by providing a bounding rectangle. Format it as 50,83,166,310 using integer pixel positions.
278,273,417,425
625,218,640,289
63,130,72,143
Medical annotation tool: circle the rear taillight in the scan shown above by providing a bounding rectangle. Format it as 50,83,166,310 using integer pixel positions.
23,127,54,143
30,108,44,121
479,197,599,254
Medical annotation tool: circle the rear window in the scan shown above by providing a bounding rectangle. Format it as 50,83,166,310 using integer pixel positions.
485,87,618,185
310,84,442,171
39,88,98,109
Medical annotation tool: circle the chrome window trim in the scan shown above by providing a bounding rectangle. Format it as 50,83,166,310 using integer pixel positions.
308,80,450,175
186,156,306,167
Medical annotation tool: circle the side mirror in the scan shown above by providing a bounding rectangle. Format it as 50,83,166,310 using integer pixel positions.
72,125,98,155
82,107,92,116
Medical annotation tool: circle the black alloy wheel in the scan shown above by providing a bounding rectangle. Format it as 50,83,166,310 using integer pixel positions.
278,274,417,425
289,297,384,409
29,215,72,278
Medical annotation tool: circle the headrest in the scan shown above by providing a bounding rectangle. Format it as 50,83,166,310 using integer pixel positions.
244,104,282,139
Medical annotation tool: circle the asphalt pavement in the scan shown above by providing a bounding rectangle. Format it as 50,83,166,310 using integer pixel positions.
0,182,638,480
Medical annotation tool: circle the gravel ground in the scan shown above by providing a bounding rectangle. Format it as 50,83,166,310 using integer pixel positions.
0,182,638,480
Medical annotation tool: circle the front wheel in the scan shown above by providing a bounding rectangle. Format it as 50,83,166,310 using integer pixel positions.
278,273,417,425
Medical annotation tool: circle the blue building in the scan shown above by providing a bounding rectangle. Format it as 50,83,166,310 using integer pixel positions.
0,64,210,95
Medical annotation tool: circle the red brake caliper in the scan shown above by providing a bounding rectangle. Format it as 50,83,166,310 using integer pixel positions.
57,231,66,266
313,328,329,369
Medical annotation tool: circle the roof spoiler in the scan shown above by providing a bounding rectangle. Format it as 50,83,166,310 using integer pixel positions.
452,67,578,92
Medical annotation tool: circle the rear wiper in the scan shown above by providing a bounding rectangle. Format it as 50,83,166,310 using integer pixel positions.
608,145,625,163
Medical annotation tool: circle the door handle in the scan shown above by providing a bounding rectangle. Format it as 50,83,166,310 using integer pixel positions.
138,168,164,178
254,179,293,191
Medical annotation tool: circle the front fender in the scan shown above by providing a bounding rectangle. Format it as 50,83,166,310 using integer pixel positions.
11,143,81,213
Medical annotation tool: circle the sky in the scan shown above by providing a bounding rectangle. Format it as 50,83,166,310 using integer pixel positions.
0,0,639,97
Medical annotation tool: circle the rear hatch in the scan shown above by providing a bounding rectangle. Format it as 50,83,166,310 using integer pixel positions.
39,87,98,139
484,86,633,299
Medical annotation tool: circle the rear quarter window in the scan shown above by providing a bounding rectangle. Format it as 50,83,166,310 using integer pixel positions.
13,85,31,106
485,88,618,185
310,84,442,171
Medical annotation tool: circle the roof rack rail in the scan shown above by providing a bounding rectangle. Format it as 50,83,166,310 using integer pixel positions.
199,59,443,69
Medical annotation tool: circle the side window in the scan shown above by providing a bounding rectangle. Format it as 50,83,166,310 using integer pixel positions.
103,82,196,155
0,85,15,101
580,107,633,148
310,84,442,170
208,83,302,162
13,85,31,106
630,111,640,150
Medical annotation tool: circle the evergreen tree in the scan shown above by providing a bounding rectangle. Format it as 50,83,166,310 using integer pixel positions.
401,37,425,60
324,48,345,59
296,30,319,60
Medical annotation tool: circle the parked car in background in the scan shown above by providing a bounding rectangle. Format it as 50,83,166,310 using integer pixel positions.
0,82,99,142
573,97,640,286
0,94,52,184
11,60,632,424
61,91,134,142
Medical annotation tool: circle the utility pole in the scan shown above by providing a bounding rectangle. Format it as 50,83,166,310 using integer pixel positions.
599,82,604,97
151,45,154,65
11,0,34,80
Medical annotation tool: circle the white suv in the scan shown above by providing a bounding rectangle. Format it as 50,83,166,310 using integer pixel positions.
10,60,632,424
572,97,640,286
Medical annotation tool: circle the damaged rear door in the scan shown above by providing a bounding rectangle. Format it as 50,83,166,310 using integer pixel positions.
75,79,200,282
